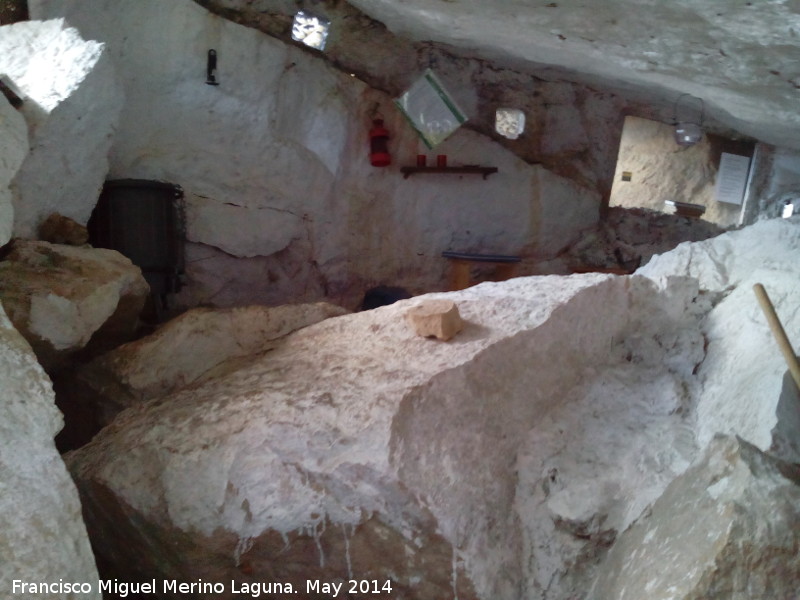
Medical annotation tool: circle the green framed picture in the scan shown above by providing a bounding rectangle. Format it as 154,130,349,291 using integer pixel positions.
394,69,467,149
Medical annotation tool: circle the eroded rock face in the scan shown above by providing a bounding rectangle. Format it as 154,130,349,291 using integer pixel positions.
639,217,800,462
76,302,349,425
541,206,724,275
345,0,800,151
588,434,800,600
0,96,28,246
0,19,122,238
0,240,149,369
0,303,101,598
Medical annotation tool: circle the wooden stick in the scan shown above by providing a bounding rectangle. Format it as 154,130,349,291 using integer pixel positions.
753,283,800,390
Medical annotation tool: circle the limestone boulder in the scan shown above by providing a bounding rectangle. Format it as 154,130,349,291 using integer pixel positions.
639,218,800,462
76,302,349,425
638,216,800,293
552,206,724,275
0,303,101,598
0,240,149,369
67,270,710,600
588,434,800,600
0,19,122,238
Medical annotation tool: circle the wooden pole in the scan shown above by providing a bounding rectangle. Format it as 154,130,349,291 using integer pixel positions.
753,283,800,391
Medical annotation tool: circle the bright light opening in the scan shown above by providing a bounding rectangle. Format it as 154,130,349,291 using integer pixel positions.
782,201,795,219
495,108,525,139
291,11,330,51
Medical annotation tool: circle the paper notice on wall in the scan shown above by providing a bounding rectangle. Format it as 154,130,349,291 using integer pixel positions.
715,152,751,205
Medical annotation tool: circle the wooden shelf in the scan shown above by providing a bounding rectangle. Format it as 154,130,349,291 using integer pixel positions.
400,165,498,179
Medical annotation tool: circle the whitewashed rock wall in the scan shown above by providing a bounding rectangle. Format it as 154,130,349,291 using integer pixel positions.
30,0,600,309
0,303,101,599
0,96,28,246
0,19,122,238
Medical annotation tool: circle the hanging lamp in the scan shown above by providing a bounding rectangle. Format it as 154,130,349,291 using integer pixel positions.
672,93,705,147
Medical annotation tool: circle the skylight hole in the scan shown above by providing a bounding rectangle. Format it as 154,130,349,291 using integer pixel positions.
291,11,330,51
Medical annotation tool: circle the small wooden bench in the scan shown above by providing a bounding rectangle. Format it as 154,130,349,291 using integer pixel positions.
442,251,522,291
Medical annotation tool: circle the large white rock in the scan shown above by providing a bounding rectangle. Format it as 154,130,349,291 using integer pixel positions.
0,96,28,246
0,303,101,599
0,19,122,238
639,218,800,462
588,434,800,600
512,273,708,598
0,240,149,369
76,302,349,424
60,219,800,599
66,270,707,600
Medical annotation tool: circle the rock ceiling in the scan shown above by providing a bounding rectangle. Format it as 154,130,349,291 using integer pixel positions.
211,0,800,150
348,0,800,149
357,0,800,148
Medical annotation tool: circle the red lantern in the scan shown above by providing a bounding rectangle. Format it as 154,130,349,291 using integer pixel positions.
369,119,391,167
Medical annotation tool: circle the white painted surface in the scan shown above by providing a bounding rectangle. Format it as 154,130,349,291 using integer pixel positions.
0,303,101,599
0,19,122,238
29,0,600,308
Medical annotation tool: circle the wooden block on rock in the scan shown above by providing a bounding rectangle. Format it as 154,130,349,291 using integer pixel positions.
406,299,464,341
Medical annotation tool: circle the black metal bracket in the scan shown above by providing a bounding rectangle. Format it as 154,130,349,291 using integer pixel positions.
206,49,219,86
0,76,23,108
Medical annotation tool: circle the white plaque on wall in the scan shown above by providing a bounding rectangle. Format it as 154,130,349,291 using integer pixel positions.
715,152,751,205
